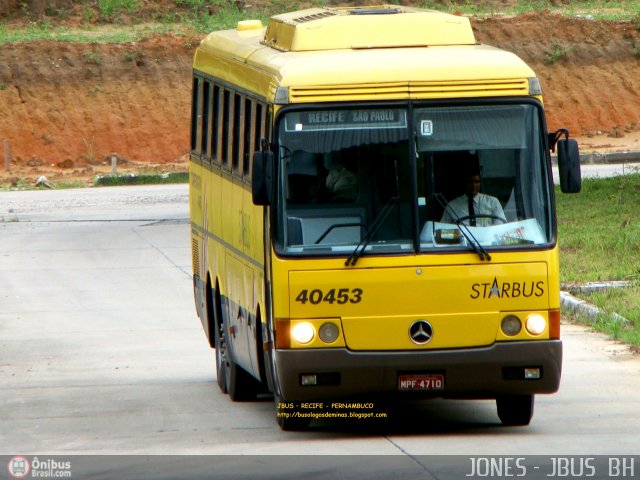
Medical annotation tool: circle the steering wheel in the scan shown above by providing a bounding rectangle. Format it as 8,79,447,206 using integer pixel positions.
456,214,507,225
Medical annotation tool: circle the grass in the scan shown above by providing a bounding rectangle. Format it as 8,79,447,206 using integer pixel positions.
0,23,185,44
557,173,640,283
421,0,640,20
93,171,189,186
0,172,188,191
0,178,87,191
580,287,640,345
97,0,140,18
2,0,640,44
557,172,640,344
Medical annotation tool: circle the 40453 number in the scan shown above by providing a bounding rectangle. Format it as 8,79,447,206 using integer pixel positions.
295,288,363,305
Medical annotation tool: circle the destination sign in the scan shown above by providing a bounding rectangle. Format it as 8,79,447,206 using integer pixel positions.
285,109,407,132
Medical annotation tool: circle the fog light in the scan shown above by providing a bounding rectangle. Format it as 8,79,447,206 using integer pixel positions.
524,367,541,379
501,315,522,336
526,314,546,335
318,322,339,343
301,374,317,386
291,322,315,344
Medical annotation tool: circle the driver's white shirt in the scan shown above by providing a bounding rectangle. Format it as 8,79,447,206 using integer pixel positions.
440,193,506,226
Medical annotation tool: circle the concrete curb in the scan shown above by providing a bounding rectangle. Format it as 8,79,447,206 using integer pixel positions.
551,150,640,165
579,151,640,165
560,290,629,325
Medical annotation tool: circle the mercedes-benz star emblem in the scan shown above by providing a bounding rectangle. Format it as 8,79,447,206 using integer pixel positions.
409,320,433,345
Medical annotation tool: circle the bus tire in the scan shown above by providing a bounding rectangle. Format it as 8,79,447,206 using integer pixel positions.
275,397,310,431
224,326,260,402
496,394,534,426
212,293,227,394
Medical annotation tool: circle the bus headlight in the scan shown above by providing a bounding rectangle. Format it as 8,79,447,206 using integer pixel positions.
526,314,546,335
501,315,522,336
291,322,315,344
318,322,339,344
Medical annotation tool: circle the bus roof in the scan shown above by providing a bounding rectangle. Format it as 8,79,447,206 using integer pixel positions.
263,6,476,51
194,5,537,102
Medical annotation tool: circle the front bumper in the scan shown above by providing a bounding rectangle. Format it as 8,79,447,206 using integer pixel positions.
274,340,562,401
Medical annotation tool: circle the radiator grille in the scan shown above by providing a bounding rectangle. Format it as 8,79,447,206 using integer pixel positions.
288,79,529,103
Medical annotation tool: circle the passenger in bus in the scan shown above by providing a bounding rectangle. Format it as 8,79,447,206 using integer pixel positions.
287,150,321,203
441,164,506,227
324,156,358,202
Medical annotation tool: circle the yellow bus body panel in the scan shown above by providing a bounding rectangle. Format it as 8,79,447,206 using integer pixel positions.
287,262,548,350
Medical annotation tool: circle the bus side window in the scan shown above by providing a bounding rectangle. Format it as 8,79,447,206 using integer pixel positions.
243,98,253,178
221,89,231,168
190,77,199,154
232,93,243,175
211,84,221,165
201,80,211,161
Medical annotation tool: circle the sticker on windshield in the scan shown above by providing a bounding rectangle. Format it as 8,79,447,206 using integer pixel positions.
420,120,433,136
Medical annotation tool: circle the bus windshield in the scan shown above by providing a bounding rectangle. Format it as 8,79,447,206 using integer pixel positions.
275,103,552,258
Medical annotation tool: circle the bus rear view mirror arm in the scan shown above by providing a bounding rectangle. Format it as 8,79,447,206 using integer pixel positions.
252,150,274,205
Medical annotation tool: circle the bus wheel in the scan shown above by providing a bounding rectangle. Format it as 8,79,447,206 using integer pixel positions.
496,394,534,426
275,397,310,431
213,306,228,394
224,327,260,402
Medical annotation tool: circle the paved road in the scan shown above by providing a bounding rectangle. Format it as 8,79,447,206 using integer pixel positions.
1,185,639,473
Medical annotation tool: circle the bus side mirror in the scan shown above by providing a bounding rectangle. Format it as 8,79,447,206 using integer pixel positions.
557,138,581,193
252,150,274,205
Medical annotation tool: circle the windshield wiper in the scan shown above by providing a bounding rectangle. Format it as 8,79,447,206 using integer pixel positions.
432,193,491,261
345,196,399,267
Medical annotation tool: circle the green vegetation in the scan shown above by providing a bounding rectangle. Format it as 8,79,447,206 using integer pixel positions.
122,51,145,63
545,39,573,64
0,178,86,191
97,0,140,18
581,286,640,345
93,171,189,186
0,23,183,44
83,51,103,65
0,172,188,191
422,0,640,20
88,84,104,96
2,0,640,44
557,172,640,283
556,172,640,344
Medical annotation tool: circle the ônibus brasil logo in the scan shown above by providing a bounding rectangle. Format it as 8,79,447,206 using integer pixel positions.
7,456,30,479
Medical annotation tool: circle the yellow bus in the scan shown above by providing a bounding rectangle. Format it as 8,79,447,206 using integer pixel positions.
189,5,581,430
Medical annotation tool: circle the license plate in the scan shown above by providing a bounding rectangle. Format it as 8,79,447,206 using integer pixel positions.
398,374,445,391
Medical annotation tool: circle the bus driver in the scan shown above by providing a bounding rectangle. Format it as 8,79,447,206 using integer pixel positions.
441,163,506,227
